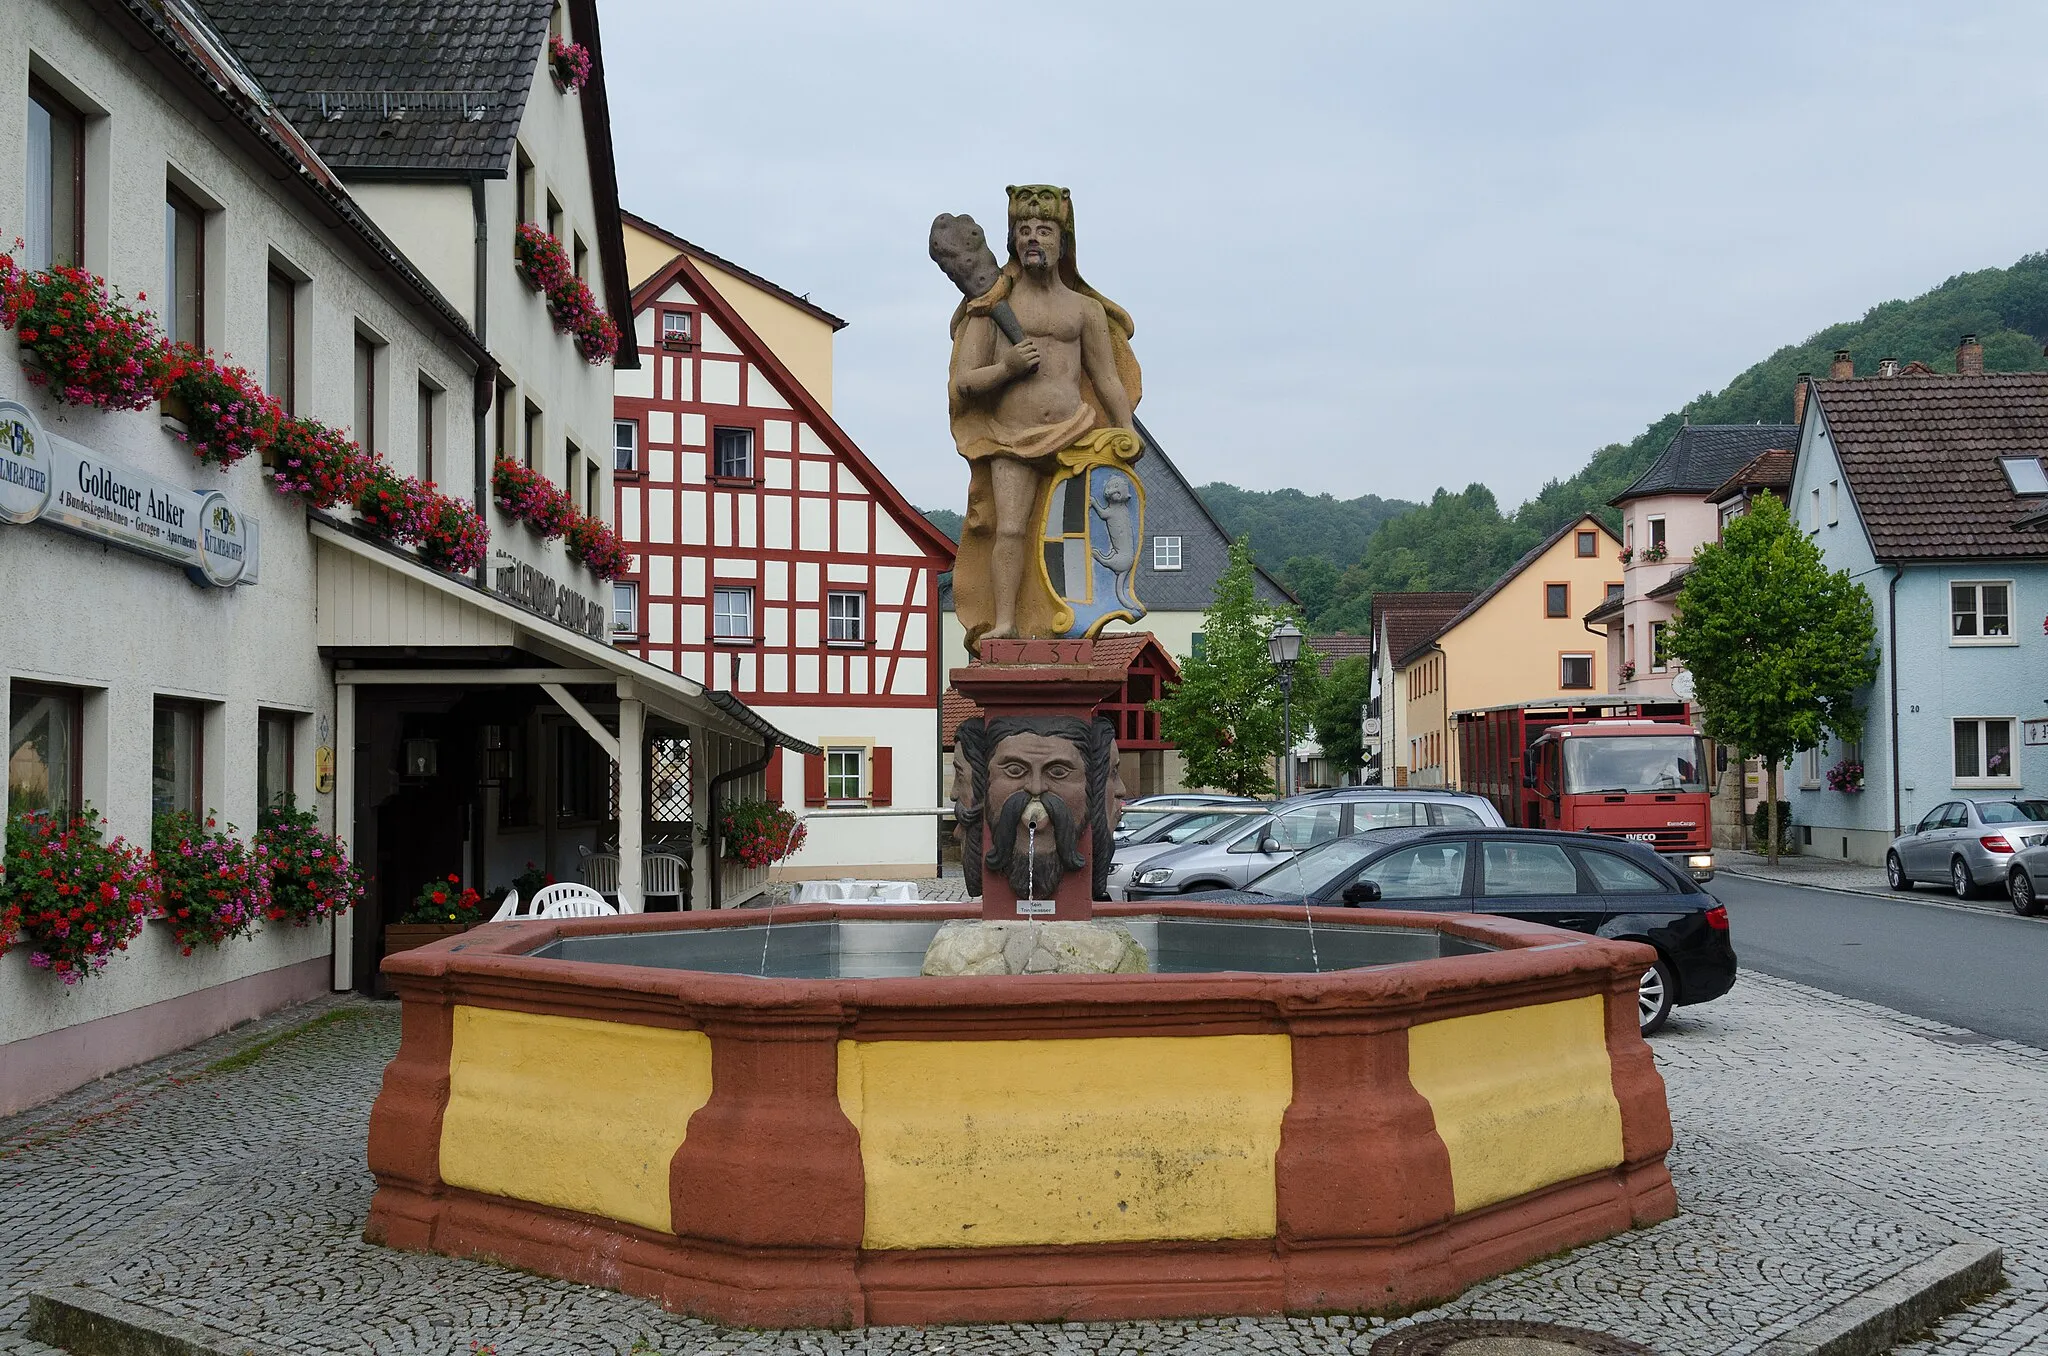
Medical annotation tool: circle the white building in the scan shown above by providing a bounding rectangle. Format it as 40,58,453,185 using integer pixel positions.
2,0,802,1116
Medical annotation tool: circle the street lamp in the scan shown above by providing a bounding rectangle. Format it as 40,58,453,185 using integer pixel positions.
1267,620,1304,797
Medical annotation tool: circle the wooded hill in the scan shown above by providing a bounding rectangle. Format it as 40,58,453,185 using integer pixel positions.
1210,251,2048,632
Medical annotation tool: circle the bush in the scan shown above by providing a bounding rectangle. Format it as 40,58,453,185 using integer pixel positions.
0,809,155,984
258,799,365,927
719,799,806,868
1751,800,1796,852
152,811,268,954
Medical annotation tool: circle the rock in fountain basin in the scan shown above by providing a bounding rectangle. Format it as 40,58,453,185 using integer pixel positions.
922,919,1149,975
366,901,1677,1330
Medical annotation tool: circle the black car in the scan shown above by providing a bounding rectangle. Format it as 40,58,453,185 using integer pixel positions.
1175,826,1737,1034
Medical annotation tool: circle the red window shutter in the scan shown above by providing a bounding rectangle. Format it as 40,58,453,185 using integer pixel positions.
764,747,782,802
803,753,826,807
870,747,893,806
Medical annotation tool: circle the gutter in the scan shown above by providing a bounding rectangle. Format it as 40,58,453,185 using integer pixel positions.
1888,564,1903,839
707,746,777,911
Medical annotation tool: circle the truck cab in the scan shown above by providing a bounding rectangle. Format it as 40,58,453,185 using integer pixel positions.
1525,720,1716,880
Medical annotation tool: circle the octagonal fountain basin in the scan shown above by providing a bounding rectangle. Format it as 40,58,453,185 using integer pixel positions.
366,902,1676,1329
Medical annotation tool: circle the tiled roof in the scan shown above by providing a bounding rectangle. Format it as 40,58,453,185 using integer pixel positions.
1706,448,1795,505
1306,633,1371,678
198,0,550,173
1396,515,1619,668
1613,424,1800,504
1813,372,2048,561
1371,594,1474,670
940,633,1181,746
1646,566,1693,601
1582,592,1624,625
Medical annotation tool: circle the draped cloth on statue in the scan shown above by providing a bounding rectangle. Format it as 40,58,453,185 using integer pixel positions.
949,259,1143,654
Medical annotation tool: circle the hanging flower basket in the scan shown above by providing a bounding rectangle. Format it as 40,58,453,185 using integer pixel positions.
548,37,592,93
419,493,491,574
151,811,269,954
258,800,365,927
719,800,806,868
0,260,171,411
160,346,281,469
0,808,156,984
565,513,630,580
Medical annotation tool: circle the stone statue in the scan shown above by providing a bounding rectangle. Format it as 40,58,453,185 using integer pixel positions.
933,186,1144,654
953,713,1119,902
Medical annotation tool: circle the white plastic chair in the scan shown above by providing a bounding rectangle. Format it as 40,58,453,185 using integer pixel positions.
529,882,617,918
582,852,622,900
488,889,523,922
642,852,688,911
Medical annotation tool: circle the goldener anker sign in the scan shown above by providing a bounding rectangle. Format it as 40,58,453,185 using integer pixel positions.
0,398,259,587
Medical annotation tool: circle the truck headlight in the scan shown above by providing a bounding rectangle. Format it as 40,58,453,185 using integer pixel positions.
1686,853,1715,880
1136,868,1173,886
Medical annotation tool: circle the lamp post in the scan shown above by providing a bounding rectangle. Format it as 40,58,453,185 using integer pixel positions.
1267,621,1303,797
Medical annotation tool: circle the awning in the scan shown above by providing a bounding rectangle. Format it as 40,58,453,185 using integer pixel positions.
310,518,817,754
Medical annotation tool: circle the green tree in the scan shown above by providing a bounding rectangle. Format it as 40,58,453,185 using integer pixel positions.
1152,539,1315,796
1667,492,1879,864
1281,554,1339,627
1306,655,1371,784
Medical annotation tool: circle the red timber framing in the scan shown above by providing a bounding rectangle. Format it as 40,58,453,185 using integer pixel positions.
613,248,956,707
941,633,1181,751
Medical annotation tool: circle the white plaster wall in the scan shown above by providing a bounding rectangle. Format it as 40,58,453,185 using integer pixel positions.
760,705,941,875
1,0,476,1043
347,182,477,325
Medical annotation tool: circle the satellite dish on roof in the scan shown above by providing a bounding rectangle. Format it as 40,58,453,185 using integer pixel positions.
1673,671,1696,702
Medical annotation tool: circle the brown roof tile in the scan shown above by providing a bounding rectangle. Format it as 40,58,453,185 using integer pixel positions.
940,632,1182,747
1706,448,1795,505
1396,515,1620,667
1813,373,2048,561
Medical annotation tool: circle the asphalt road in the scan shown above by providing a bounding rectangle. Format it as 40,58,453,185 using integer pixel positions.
1709,871,2048,1049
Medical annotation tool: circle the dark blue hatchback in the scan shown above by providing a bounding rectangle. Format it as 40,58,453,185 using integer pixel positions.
1174,826,1737,1033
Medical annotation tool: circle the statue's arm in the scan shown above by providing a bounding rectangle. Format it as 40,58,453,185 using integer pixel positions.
953,315,1035,399
1081,303,1133,430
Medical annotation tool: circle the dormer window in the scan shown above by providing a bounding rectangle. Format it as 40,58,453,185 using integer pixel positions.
661,311,694,349
2000,456,2048,496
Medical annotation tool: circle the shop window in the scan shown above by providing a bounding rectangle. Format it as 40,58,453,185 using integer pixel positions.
825,747,865,802
713,426,755,480
614,419,638,472
165,185,205,347
612,582,639,638
713,586,754,640
257,709,297,811
826,590,866,644
152,699,204,818
266,267,296,414
8,682,83,822
27,80,85,271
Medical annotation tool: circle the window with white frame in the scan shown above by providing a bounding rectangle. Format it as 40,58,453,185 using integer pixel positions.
611,582,638,637
1951,582,2012,642
1650,621,1670,672
712,587,754,640
1153,536,1182,570
1953,718,2017,784
661,311,693,345
1560,654,1594,689
713,426,754,480
1647,516,1666,551
2000,457,2048,495
613,419,638,472
825,747,865,801
826,591,866,644
1802,740,1827,789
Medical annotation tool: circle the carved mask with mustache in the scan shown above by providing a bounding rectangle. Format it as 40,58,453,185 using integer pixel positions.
984,789,1085,900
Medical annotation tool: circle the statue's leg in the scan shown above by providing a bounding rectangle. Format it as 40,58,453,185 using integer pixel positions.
985,457,1038,639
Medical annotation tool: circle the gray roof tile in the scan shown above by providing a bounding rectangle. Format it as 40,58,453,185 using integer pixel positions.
1614,424,1799,504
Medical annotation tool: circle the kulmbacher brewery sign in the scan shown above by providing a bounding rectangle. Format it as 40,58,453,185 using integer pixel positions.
0,399,259,587
491,550,605,640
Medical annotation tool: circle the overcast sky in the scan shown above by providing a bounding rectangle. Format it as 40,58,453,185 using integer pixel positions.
602,1,2048,517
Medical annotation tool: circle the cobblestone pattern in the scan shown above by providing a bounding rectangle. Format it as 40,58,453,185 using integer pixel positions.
2,973,2039,1354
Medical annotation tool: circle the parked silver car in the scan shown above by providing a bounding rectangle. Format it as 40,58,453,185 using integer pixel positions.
1104,808,1261,900
1887,798,2048,899
1114,793,1260,845
1121,790,1504,900
2010,839,2048,917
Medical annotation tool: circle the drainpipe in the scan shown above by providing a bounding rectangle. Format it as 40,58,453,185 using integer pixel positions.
707,741,777,911
1887,565,1903,839
470,174,491,588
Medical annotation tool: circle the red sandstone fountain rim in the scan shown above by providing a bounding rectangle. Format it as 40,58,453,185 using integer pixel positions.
380,902,1655,1030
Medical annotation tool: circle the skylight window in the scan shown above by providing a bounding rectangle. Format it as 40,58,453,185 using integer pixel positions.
2000,457,2048,496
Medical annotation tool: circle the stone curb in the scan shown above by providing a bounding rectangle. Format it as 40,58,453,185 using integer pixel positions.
25,1287,292,1356
1718,865,2028,919
1756,1239,2004,1356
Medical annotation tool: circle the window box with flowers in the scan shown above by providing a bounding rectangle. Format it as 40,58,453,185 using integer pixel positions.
1825,759,1865,794
493,458,578,538
548,36,592,92
1618,659,1636,682
419,494,490,574
0,808,155,985
160,346,278,469
269,416,377,507
1618,546,1635,565
354,465,437,546
0,256,171,410
386,875,489,953
513,224,619,366
719,799,807,869
565,513,631,581
258,800,365,928
1642,542,1669,564
151,811,269,955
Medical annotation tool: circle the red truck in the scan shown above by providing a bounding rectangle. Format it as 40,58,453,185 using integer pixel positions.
1454,698,1718,880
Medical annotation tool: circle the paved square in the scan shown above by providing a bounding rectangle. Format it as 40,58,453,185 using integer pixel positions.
1,971,2039,1354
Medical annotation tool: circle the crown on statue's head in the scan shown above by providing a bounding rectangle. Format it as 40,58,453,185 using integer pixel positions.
1005,184,1073,231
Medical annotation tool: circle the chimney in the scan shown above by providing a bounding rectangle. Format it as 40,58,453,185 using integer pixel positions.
1830,349,1854,380
1957,333,1984,375
1878,357,1901,378
1793,372,1811,426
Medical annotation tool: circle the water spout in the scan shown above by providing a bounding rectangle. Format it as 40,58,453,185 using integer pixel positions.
1026,819,1038,900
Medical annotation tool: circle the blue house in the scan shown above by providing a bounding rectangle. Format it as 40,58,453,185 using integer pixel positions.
1786,341,2048,867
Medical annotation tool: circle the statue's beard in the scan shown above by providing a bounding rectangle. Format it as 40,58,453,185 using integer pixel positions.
1021,247,1053,272
985,790,1085,900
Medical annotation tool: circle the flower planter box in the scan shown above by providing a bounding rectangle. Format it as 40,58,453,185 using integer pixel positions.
384,923,472,955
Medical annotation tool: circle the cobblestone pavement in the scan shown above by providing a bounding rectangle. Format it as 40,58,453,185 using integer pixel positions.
1,972,2040,1355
